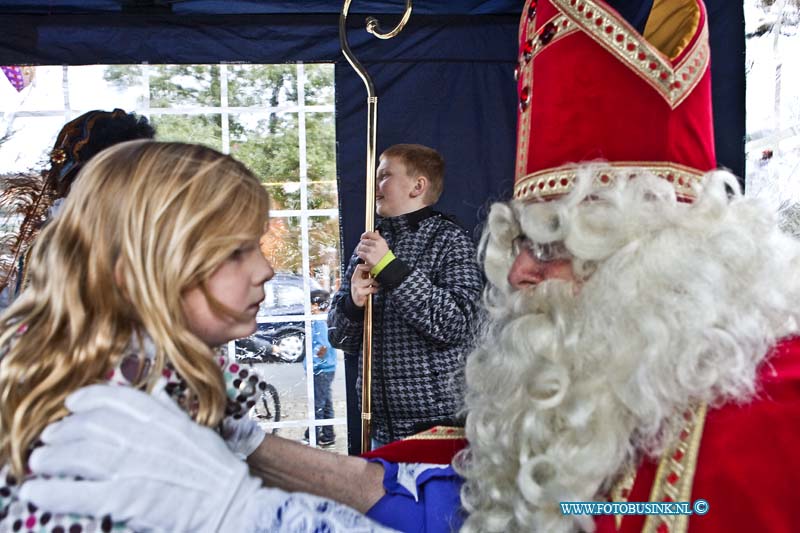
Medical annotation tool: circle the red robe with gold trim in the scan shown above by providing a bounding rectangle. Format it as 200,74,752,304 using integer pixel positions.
595,336,800,533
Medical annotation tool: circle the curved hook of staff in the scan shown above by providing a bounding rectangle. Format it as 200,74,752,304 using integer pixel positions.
339,0,413,95
365,2,413,40
338,0,413,453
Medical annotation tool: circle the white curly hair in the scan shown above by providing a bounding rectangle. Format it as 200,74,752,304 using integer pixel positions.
455,167,800,532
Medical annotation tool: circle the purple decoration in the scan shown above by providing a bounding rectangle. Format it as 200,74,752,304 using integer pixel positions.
2,65,32,92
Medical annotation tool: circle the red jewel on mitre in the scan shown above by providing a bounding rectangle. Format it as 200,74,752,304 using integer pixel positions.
514,0,716,203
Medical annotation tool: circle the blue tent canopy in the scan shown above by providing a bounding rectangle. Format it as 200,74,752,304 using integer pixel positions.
0,1,521,15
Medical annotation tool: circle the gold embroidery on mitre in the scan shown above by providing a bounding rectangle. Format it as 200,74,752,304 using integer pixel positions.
642,403,707,533
515,8,578,182
519,0,533,40
516,0,537,183
513,162,704,202
551,0,709,109
529,14,578,63
515,106,531,183
404,426,465,441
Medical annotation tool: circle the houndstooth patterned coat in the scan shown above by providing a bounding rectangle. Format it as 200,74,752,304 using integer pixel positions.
328,207,484,443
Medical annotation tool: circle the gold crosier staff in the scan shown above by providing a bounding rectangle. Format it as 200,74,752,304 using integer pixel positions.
339,0,413,453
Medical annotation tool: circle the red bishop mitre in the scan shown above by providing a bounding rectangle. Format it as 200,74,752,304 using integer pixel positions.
514,0,717,202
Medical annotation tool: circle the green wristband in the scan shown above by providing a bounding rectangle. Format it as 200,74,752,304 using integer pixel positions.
370,250,396,276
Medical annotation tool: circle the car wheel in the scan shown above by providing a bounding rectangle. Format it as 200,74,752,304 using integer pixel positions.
235,337,270,363
273,331,305,363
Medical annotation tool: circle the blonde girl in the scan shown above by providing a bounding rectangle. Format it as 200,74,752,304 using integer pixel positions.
0,141,389,532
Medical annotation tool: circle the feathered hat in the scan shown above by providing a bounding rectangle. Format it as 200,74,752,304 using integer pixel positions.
0,109,155,301
47,108,155,197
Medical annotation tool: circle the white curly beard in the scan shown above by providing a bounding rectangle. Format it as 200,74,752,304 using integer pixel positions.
456,169,800,533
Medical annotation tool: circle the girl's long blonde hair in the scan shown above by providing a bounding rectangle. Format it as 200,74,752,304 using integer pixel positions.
0,141,270,476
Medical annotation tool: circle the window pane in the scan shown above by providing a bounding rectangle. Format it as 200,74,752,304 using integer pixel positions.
149,65,220,108
275,284,304,308
236,320,307,364
71,65,146,111
6,66,64,112
260,215,301,273
309,215,341,292
304,64,334,106
230,112,299,182
308,180,338,210
0,115,65,173
308,370,346,453
265,182,301,210
150,114,222,151
262,356,310,436
744,2,800,205
306,112,336,182
228,64,297,108
1,61,344,452
238,322,310,438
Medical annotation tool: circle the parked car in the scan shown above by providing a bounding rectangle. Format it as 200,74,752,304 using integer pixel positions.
234,273,330,364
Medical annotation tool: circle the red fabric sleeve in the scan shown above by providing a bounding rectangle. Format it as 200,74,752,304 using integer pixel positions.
684,337,800,532
361,428,467,465
597,337,800,533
